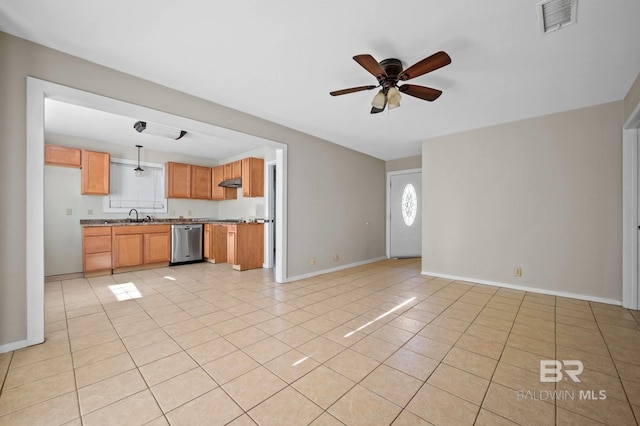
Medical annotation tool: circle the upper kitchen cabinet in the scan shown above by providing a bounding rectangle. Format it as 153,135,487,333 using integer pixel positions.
212,165,237,200
242,157,264,197
191,165,212,199
45,144,81,168
81,150,110,195
166,162,191,198
232,160,242,179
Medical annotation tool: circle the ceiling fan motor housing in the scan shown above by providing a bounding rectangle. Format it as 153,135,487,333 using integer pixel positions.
379,58,403,88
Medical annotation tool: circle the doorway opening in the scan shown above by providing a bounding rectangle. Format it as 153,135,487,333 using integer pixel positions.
26,78,288,348
622,101,640,309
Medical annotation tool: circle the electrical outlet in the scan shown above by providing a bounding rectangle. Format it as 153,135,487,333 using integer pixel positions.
514,267,522,277
311,258,316,266
65,208,72,216
87,209,93,215
188,210,192,217
333,254,339,262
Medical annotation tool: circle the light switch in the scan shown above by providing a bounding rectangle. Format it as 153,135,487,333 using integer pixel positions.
65,208,72,216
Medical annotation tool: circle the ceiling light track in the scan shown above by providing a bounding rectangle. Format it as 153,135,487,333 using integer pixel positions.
134,120,187,140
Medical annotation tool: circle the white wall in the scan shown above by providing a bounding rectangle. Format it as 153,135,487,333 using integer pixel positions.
422,101,624,303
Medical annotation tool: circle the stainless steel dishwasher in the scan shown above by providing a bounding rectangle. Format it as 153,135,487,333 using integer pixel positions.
171,224,203,265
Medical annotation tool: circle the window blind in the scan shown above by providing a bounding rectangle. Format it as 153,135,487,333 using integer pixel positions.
103,158,167,213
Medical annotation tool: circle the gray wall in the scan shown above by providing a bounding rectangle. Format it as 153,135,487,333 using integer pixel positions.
625,71,640,122
0,32,386,348
385,155,421,173
422,101,624,302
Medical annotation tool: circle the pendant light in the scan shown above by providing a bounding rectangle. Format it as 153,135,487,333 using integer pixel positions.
134,145,144,177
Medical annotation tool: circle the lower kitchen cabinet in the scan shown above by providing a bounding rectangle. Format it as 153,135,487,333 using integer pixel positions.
112,234,143,268
204,224,228,263
145,232,171,264
112,225,170,271
83,226,112,276
227,223,263,271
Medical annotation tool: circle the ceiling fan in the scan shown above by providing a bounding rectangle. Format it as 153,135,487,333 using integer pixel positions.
330,51,451,114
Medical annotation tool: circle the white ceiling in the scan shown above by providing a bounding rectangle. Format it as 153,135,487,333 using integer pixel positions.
2,0,640,161
43,99,262,160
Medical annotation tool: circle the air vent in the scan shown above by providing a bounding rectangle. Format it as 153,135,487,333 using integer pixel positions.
537,0,577,34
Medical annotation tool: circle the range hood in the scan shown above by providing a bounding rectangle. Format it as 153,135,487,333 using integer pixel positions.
218,178,242,188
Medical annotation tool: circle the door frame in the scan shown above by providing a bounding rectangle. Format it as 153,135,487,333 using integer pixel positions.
25,77,289,349
386,168,422,258
622,101,640,309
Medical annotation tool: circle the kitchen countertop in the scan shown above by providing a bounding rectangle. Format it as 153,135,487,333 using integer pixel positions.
80,218,250,227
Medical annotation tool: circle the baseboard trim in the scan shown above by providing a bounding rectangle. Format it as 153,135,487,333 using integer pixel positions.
44,272,84,283
421,270,622,306
286,256,387,283
0,339,28,354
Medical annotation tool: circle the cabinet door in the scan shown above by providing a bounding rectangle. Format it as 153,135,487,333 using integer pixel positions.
242,157,264,197
211,225,228,263
144,232,170,264
232,160,242,179
190,165,212,199
211,166,224,200
166,162,191,198
113,234,144,268
227,228,237,265
81,150,110,195
203,224,211,258
85,253,112,272
45,145,81,168
223,163,233,180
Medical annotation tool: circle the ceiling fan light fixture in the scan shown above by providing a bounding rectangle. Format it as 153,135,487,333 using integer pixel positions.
371,90,386,109
387,87,401,110
134,120,187,140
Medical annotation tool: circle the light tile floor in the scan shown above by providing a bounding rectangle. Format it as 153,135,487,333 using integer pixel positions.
1,259,640,425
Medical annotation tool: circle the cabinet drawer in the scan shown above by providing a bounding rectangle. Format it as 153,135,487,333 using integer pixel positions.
112,224,170,235
83,226,111,236
84,235,111,254
85,252,112,272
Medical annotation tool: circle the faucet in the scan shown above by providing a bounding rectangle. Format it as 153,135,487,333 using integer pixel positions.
129,209,139,222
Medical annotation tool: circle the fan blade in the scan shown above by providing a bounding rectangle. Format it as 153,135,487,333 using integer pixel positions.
398,51,451,81
330,85,377,96
353,54,387,79
398,84,443,101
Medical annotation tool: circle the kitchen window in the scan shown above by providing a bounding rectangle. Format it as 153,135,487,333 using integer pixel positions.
103,158,168,213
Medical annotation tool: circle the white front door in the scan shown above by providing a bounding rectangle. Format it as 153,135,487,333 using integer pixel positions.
389,171,422,258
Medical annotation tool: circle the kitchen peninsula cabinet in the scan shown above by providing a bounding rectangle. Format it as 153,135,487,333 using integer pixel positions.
227,223,263,271
83,226,112,276
242,157,264,197
45,144,81,168
112,225,170,271
204,224,228,263
81,150,110,195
